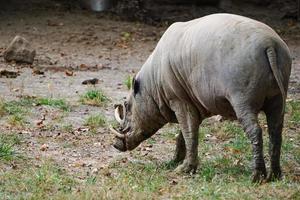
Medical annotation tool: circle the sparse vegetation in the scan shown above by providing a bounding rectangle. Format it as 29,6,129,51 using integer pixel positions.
0,134,21,161
61,123,73,133
0,97,70,128
84,114,106,133
0,141,15,161
287,100,300,124
35,98,70,111
0,97,70,117
1,99,28,116
121,32,132,42
124,75,133,90
7,114,25,127
0,160,76,199
0,96,299,199
80,90,109,106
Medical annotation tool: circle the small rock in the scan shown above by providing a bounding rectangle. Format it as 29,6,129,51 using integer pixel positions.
91,168,99,174
87,163,93,167
32,68,45,75
74,161,86,167
4,36,36,64
212,115,223,122
170,179,178,185
40,143,48,151
0,69,19,78
82,78,99,85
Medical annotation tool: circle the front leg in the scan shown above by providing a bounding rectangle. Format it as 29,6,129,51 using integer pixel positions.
172,131,186,164
171,101,201,174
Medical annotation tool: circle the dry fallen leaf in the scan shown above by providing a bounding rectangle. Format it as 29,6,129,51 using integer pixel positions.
80,64,88,69
32,69,45,75
224,146,241,154
36,113,46,128
65,70,74,76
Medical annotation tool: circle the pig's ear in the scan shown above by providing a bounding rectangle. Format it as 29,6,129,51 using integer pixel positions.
132,76,140,96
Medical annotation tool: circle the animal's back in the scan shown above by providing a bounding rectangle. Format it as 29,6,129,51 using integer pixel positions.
152,13,291,117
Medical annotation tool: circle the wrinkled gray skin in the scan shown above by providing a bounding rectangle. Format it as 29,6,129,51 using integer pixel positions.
112,13,292,183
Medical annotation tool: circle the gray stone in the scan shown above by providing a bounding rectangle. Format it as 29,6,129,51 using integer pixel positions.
4,35,36,64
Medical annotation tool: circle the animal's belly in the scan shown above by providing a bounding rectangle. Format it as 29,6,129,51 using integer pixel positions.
198,95,237,119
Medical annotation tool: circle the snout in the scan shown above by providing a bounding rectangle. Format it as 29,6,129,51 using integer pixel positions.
113,137,127,152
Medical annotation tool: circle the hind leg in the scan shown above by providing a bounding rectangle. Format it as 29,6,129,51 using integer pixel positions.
233,103,267,182
264,95,284,181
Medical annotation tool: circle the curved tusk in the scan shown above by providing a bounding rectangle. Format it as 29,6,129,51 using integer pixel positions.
122,124,131,133
122,103,126,117
110,126,125,139
114,106,124,124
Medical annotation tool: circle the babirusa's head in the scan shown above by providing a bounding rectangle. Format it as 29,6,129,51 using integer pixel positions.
111,76,164,151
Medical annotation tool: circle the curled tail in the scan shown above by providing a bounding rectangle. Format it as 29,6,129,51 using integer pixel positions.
266,47,286,115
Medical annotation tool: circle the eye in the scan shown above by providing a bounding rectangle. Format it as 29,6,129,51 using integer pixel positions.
124,101,129,109
133,78,140,96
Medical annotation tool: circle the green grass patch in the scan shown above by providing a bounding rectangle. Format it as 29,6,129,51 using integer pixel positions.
0,142,15,161
221,121,244,136
124,75,133,90
0,160,76,199
35,98,70,111
287,100,300,124
7,114,25,127
84,114,106,133
80,89,109,106
0,134,21,161
109,161,168,194
121,31,132,42
0,99,28,116
0,97,70,117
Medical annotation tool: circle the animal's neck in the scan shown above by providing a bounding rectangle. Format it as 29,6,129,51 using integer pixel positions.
137,51,177,124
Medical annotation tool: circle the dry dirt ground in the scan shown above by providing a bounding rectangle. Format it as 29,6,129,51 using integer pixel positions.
0,1,299,199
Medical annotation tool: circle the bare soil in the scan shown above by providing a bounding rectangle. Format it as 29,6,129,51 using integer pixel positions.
0,0,299,182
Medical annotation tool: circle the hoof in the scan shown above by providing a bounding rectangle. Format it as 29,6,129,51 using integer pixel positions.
266,169,282,182
251,168,267,183
175,161,197,174
171,156,184,165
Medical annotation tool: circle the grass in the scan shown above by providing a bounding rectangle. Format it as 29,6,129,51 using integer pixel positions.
0,99,27,116
1,156,299,200
0,160,76,199
0,134,21,161
84,114,106,133
7,114,25,127
0,97,298,199
35,98,70,111
124,75,133,90
80,89,109,106
0,97,70,127
0,115,299,199
0,141,15,161
121,31,132,42
61,123,73,133
286,100,300,125
0,97,70,116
